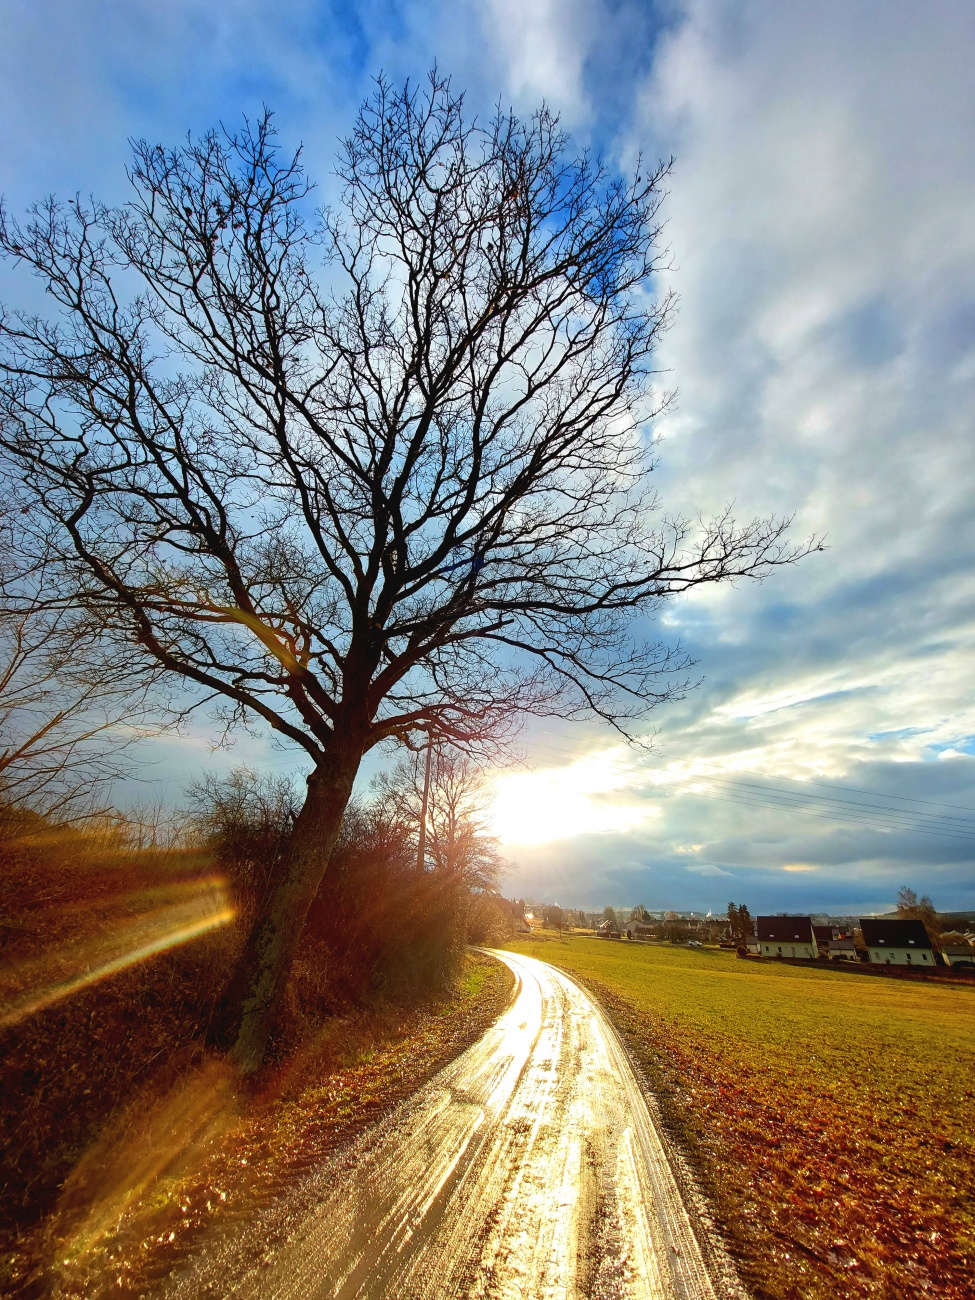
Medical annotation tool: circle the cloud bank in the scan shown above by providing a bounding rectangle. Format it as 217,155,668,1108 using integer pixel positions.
2,0,972,911
492,0,975,911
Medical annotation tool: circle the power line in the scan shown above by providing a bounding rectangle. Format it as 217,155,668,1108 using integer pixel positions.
681,779,975,841
704,775,975,833
518,729,975,827
779,773,975,815
511,738,974,843
693,788,962,839
689,783,974,843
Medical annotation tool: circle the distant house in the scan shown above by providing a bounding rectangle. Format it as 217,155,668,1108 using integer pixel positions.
813,924,833,954
756,916,818,960
827,937,858,961
860,918,935,966
623,922,654,940
941,942,975,970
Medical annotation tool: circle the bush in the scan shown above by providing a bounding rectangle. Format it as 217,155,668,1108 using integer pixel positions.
0,761,504,1233
0,811,235,1229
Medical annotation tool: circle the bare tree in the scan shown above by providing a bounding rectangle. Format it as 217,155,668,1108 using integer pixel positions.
0,510,147,818
896,885,941,940
541,904,565,937
373,745,503,893
186,766,300,916
0,73,815,1068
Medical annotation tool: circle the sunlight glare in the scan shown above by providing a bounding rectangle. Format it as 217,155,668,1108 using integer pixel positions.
489,750,652,845
0,878,234,1031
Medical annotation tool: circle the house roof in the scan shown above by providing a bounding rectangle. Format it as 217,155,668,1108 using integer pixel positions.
828,937,856,949
757,916,816,944
813,925,833,943
860,918,933,949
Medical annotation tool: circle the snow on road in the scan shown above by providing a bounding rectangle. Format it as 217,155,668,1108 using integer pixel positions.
167,950,744,1299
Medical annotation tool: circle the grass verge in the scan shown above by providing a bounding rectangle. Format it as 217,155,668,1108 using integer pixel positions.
4,951,513,1299
505,934,975,1300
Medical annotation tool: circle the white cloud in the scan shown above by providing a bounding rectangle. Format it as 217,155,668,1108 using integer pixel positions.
480,0,592,119
489,748,653,844
502,0,975,907
2,0,972,909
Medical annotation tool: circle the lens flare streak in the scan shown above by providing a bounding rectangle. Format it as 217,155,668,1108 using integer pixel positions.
0,884,234,1031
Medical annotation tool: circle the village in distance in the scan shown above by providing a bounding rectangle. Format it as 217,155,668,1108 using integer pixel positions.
510,891,975,972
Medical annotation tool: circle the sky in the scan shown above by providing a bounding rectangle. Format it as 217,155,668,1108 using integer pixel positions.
2,0,973,915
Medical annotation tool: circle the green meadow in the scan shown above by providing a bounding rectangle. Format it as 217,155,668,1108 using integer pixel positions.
505,935,975,1300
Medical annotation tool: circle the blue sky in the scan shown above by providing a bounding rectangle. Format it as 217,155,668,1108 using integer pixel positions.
2,0,974,914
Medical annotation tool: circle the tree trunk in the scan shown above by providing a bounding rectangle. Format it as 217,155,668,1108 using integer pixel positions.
224,737,362,1073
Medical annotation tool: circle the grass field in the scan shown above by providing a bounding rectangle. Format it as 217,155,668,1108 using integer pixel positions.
505,935,975,1300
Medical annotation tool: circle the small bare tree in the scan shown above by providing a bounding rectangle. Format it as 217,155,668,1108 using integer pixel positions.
0,73,815,1067
0,511,146,818
186,766,300,917
373,746,503,893
895,886,941,940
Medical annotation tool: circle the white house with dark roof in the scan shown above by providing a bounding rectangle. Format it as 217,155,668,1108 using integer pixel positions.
827,936,858,961
939,942,974,970
860,917,935,966
756,915,818,960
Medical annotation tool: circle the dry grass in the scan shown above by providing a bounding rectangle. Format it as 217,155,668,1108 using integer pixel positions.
0,821,234,1237
0,809,512,1297
506,934,975,1300
35,952,513,1299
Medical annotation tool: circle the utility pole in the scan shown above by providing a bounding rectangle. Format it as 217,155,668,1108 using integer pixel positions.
416,734,433,872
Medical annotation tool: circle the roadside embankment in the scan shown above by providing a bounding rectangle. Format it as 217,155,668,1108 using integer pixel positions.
4,951,513,1298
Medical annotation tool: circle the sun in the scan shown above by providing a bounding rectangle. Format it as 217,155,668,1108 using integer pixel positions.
488,750,653,846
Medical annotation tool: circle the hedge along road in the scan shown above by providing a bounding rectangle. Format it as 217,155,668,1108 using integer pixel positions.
164,949,744,1300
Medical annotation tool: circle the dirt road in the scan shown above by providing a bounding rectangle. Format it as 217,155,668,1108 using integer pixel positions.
166,949,743,1299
